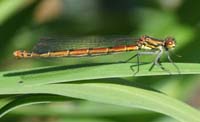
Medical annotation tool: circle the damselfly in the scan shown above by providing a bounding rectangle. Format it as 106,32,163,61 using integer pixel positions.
13,35,179,73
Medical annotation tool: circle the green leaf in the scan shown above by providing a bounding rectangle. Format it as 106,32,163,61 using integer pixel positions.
2,94,150,118
0,94,71,118
1,63,200,87
0,82,200,122
0,63,200,122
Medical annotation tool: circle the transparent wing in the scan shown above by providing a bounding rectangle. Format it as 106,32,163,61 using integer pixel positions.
32,36,139,53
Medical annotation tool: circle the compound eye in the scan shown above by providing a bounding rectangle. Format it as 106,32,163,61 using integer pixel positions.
168,41,172,45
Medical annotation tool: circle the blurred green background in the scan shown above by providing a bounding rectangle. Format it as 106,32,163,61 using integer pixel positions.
0,0,200,122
